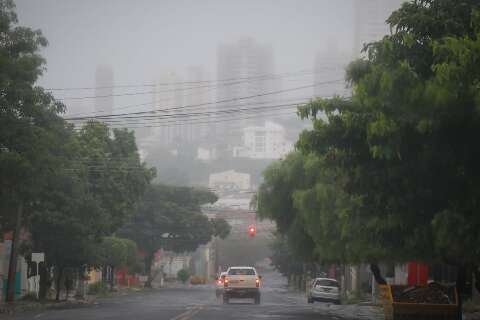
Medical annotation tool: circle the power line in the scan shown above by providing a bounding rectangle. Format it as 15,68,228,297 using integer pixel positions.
72,100,308,125
97,109,301,130
82,100,308,124
47,69,313,91
55,71,314,101
65,90,310,120
65,84,219,118
71,108,298,131
64,80,342,121
72,109,298,131
62,67,345,117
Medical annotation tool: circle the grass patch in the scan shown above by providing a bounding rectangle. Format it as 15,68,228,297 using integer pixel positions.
342,290,367,305
88,282,109,297
20,293,39,301
463,300,480,313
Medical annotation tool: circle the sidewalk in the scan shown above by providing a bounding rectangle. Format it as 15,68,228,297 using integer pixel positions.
466,311,480,320
286,287,383,319
312,302,384,320
0,286,152,316
0,298,92,315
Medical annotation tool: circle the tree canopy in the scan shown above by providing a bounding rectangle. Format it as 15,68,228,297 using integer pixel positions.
259,0,480,285
119,184,229,286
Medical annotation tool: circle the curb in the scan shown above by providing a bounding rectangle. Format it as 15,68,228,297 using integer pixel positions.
0,300,91,315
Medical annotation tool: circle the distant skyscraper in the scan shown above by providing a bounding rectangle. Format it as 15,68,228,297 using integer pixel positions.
314,40,351,99
151,71,184,146
138,68,213,150
353,0,405,57
216,38,275,143
94,65,114,114
185,66,210,143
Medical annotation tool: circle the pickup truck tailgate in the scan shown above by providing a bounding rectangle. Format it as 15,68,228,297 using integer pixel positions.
226,275,257,288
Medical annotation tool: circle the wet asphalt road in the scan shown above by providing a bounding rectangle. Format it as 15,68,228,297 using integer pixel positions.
5,271,380,320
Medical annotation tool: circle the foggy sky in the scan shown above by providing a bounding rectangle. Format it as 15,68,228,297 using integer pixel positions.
14,0,355,114
15,0,352,80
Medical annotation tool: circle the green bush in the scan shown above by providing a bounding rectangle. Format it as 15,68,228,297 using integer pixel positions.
190,275,206,285
88,281,109,296
21,292,38,301
342,290,365,305
463,300,480,313
177,269,190,284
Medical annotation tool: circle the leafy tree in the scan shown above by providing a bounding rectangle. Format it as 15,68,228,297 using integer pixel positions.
257,152,317,264
211,218,231,239
0,0,154,302
76,122,155,233
269,234,304,277
295,0,480,298
119,184,225,287
0,0,76,301
257,3,480,309
24,121,153,300
177,269,190,284
97,236,138,290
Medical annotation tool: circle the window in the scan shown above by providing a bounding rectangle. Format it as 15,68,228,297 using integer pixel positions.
315,279,339,287
228,268,256,276
254,131,266,153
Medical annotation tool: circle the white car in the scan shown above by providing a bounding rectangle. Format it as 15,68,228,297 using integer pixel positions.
307,278,341,304
222,266,261,304
215,272,227,298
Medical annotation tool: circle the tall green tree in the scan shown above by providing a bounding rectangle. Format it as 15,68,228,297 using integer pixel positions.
257,152,317,265
75,121,155,232
120,184,227,287
296,0,480,297
27,122,153,300
0,0,153,301
0,0,75,301
96,236,138,290
211,217,232,240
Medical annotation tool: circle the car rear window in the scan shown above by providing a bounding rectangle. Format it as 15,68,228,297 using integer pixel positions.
315,279,339,287
228,268,255,275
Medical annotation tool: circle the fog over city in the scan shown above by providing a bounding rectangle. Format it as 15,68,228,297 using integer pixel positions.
5,0,478,318
15,0,353,100
11,0,403,189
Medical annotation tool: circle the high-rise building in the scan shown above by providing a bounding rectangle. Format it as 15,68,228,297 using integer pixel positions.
138,68,214,157
216,38,275,144
314,40,352,99
353,0,405,57
184,66,211,143
151,71,184,146
232,121,293,160
94,65,114,114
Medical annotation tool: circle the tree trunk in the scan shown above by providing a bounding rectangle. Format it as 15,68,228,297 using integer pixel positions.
39,263,50,300
6,203,23,302
370,263,387,285
473,265,480,296
102,265,108,284
110,266,115,291
65,277,70,300
144,252,154,288
456,265,466,320
55,266,64,301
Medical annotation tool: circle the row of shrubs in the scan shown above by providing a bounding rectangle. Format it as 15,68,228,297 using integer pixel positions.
176,269,207,285
86,269,208,294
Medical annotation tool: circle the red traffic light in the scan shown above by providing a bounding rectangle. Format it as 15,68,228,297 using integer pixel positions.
248,225,256,237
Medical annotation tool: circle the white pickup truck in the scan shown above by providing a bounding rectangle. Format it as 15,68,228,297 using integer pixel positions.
222,266,261,304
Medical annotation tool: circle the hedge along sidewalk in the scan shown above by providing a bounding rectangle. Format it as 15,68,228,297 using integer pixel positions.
312,303,384,320
0,298,93,315
0,285,153,315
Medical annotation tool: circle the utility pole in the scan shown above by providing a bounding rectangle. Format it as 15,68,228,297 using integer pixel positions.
6,203,24,302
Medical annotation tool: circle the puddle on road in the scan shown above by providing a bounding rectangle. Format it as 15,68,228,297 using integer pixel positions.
252,315,296,319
